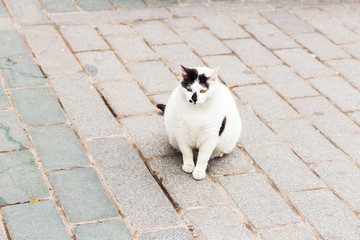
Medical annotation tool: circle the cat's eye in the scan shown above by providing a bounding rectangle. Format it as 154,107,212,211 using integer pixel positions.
187,88,192,92
200,90,207,93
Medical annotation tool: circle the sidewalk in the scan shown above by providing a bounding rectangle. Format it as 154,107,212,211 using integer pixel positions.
1,0,360,239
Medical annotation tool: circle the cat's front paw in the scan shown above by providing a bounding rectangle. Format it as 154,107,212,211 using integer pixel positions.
192,169,206,180
182,163,195,173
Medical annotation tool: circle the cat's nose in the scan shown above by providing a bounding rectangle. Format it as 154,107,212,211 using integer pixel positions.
191,92,198,103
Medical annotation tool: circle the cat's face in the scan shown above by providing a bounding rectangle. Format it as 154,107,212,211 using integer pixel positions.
180,65,218,106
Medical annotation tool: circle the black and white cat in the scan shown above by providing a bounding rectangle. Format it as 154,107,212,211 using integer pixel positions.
157,65,242,180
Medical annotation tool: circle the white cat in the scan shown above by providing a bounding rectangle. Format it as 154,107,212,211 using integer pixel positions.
157,65,242,180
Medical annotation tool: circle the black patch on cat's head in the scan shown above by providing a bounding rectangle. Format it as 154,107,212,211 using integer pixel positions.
180,66,210,90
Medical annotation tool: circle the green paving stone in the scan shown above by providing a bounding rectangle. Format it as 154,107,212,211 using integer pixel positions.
40,0,78,13
0,111,29,152
12,88,67,126
49,168,119,223
0,57,46,89
0,1,8,17
112,0,147,8
0,30,28,57
3,200,71,240
145,0,177,6
74,221,133,240
180,0,208,3
0,151,49,205
77,0,113,11
29,124,89,170
0,84,10,108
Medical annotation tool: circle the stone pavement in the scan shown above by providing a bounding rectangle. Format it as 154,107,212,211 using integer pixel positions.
1,0,360,239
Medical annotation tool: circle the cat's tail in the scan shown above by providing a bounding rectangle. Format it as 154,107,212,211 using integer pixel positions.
156,104,166,113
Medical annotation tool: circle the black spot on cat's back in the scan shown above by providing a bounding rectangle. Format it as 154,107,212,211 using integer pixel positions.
219,117,226,136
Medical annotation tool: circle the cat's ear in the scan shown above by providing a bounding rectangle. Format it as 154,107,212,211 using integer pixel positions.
210,67,219,81
180,65,188,79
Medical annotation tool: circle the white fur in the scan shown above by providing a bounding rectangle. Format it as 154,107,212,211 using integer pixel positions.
164,67,242,180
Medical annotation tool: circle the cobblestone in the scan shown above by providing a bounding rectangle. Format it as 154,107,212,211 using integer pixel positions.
138,227,193,240
185,206,256,240
331,134,360,165
5,0,49,25
288,189,360,240
231,12,267,25
246,143,324,192
291,8,330,20
219,173,299,229
0,84,10,108
262,11,313,34
40,0,78,13
270,119,346,162
342,42,360,59
133,21,182,45
0,30,29,57
327,58,360,89
260,226,317,240
165,17,203,31
291,96,360,135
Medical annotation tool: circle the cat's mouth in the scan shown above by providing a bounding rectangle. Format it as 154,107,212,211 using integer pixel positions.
189,100,197,105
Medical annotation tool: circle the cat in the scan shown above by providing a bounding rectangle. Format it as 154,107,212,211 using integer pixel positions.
157,65,242,180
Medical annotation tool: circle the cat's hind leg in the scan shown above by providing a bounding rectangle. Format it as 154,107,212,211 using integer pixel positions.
211,148,224,159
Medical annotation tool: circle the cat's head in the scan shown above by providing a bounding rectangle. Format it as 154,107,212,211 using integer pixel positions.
180,65,219,106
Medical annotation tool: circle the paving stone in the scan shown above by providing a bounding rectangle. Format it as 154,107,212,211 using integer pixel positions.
322,5,360,29
275,48,332,78
178,29,231,56
350,111,360,125
0,18,15,30
313,160,360,211
165,17,203,31
310,76,360,111
77,51,130,82
22,25,82,75
60,25,108,52
294,33,350,60
225,39,281,67
292,8,330,20
150,156,223,208
86,138,181,230
342,42,360,59
0,84,10,108
121,115,176,158
74,221,133,240
198,15,249,39
0,110,29,152
327,59,360,89
98,80,155,116
262,10,313,34
112,0,146,8
138,227,193,240
308,18,360,44
260,226,317,240
5,0,49,25
76,0,113,11
331,134,360,165
50,73,122,139
0,30,28,57
0,1,8,17
169,2,271,16
203,55,261,86
50,8,171,25
150,93,171,106
291,96,360,135
0,57,46,89
219,173,299,229
153,43,203,73
12,88,67,126
133,21,182,45
107,34,158,63
231,12,267,25
29,124,89,170
208,147,254,175
0,221,6,240
237,105,281,146
146,0,177,6
127,61,178,93
0,151,49,204
3,200,71,240
180,0,207,3
233,85,298,121
255,65,317,99
49,167,118,223
288,189,360,240
185,206,256,240
270,119,346,162
246,143,324,192
40,0,78,13
246,24,298,49
97,24,136,36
